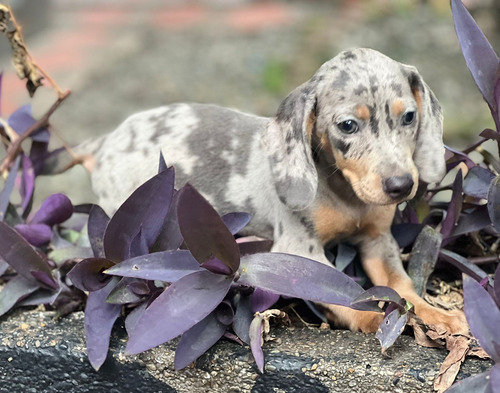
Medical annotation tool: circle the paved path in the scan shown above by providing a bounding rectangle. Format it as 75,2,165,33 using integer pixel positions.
1,0,299,116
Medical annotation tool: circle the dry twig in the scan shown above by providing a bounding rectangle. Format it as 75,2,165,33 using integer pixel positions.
0,3,70,175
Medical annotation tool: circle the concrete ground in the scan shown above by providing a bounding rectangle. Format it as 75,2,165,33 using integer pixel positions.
0,310,493,393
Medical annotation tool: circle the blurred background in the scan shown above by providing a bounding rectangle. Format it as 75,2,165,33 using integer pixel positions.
0,0,499,206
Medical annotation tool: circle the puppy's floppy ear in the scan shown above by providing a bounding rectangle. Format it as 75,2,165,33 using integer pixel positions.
405,66,446,184
262,81,318,210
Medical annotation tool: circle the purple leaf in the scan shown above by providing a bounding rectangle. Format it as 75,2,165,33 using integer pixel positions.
106,277,145,304
238,253,363,307
496,80,500,130
8,104,49,142
129,227,148,258
451,0,499,115
125,301,147,336
445,145,477,169
375,308,408,352
202,257,233,275
151,191,183,252
128,280,150,296
463,274,500,362
450,205,492,238
30,193,73,226
391,224,423,249
351,286,403,312
67,258,115,292
237,239,273,256
233,295,253,344
28,139,50,176
87,205,109,258
215,300,234,325
14,223,52,246
20,154,35,214
441,169,463,239
18,270,64,306
487,175,500,233
104,250,203,282
480,128,500,142
0,274,40,316
335,243,357,272
0,155,20,221
158,152,168,174
495,264,500,307
31,270,58,290
464,166,496,199
103,167,175,262
174,308,228,370
252,288,280,313
0,258,8,276
177,184,240,273
249,314,265,373
0,221,57,288
440,249,491,285
221,212,252,235
85,277,122,371
126,270,232,355
489,364,500,393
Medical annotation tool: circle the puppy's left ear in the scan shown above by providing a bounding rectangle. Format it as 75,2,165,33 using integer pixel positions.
262,80,318,210
405,67,446,184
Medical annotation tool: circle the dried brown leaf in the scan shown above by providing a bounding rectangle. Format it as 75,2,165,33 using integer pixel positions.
258,309,289,342
7,30,42,96
407,312,445,348
468,346,490,359
408,316,444,348
408,313,489,392
0,4,8,32
0,4,43,96
434,335,470,393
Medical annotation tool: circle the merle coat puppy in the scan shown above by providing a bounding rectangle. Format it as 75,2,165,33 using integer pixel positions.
61,48,466,334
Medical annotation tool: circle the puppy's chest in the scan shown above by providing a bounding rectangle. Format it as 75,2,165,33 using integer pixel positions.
310,202,396,244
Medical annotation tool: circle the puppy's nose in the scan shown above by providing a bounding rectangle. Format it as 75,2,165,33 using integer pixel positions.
382,174,414,200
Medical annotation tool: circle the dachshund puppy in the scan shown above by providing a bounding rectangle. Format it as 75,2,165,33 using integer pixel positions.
63,48,466,334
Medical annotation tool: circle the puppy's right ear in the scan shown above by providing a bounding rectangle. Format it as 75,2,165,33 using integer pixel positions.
262,81,318,211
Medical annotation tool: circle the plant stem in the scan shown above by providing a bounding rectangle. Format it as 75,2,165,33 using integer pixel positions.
0,89,70,174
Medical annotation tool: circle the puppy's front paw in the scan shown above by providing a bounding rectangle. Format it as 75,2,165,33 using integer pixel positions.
415,305,468,335
319,303,384,333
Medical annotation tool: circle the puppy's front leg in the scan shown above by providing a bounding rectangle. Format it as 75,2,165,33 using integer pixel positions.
358,232,468,335
271,220,385,333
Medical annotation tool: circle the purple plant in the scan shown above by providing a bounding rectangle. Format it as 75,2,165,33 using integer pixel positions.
445,270,500,393
0,98,80,318
67,160,373,371
435,1,500,391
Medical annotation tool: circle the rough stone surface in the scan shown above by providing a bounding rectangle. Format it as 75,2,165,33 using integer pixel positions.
0,310,492,392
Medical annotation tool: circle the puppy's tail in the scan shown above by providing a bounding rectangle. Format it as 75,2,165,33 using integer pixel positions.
38,138,101,175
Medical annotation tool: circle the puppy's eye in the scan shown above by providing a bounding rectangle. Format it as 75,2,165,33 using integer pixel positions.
337,120,359,134
402,111,416,126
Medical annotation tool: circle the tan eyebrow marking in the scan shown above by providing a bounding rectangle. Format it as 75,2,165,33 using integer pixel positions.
392,99,406,116
355,105,370,121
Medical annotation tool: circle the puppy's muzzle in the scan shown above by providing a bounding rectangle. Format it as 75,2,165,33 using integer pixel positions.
382,174,414,200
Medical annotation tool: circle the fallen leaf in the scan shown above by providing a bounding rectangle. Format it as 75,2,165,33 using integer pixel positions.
407,315,444,349
407,312,490,392
434,335,470,393
0,4,42,96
